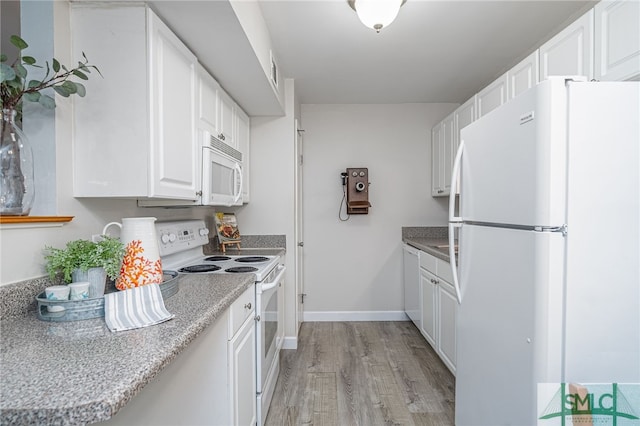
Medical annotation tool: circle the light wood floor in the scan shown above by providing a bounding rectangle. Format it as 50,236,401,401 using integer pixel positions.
265,321,455,426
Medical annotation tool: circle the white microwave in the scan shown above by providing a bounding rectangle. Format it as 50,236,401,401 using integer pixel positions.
201,132,243,207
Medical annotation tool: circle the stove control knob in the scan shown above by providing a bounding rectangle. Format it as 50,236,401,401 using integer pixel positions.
161,233,171,244
199,228,209,237
168,233,177,242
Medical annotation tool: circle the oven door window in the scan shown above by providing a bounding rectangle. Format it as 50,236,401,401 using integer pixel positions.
202,147,243,206
261,284,279,384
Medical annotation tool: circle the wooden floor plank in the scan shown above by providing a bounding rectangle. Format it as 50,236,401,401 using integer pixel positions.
265,321,454,426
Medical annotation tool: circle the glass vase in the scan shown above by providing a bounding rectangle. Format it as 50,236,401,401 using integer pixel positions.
0,108,34,215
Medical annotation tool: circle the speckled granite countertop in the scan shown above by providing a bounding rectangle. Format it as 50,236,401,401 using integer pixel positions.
401,226,454,263
0,248,284,426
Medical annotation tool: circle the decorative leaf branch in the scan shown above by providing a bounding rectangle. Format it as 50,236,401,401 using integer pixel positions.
0,35,101,116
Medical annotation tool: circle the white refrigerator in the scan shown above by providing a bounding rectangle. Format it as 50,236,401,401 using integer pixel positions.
448,77,640,425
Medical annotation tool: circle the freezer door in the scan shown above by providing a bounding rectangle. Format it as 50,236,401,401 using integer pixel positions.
459,78,568,227
455,224,565,426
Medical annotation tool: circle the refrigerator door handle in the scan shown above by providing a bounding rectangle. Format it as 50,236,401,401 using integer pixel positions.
449,223,462,305
449,140,464,304
449,140,464,224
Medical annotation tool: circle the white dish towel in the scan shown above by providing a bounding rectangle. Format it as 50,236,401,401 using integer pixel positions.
104,284,174,332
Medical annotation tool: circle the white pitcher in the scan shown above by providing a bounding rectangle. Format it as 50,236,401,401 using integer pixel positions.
103,217,163,290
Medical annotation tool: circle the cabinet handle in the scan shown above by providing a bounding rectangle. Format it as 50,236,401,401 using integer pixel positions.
437,189,444,194
244,302,252,310
219,133,225,141
255,315,261,322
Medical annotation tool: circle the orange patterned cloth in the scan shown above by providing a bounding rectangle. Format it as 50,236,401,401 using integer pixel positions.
115,240,163,290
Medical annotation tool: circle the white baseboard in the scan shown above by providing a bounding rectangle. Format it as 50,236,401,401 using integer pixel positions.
303,311,409,322
281,336,298,350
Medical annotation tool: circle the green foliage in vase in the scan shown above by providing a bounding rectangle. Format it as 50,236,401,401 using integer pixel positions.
0,35,101,118
44,237,125,284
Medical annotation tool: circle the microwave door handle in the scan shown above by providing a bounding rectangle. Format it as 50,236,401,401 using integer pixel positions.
233,163,243,204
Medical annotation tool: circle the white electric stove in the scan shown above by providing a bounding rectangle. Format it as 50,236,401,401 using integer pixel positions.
155,219,285,426
155,219,279,281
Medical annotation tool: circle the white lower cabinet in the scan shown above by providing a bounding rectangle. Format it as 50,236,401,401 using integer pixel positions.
418,250,457,375
101,285,256,425
420,268,438,347
437,282,457,373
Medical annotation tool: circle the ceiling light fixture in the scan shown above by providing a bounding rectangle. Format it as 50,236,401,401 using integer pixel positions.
348,0,406,34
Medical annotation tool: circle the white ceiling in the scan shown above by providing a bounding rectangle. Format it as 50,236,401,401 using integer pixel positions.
258,0,595,105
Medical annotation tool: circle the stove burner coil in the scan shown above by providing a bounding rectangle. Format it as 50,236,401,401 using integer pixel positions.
225,266,259,273
234,256,270,263
204,256,232,262
179,264,222,273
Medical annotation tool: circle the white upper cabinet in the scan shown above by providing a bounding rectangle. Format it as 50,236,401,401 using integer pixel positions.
236,108,251,203
477,72,509,118
594,0,640,81
508,51,540,99
72,4,198,200
216,88,237,148
453,96,476,195
431,112,455,198
197,66,240,149
197,65,218,134
149,14,199,199
540,9,594,81
431,123,443,197
441,113,455,196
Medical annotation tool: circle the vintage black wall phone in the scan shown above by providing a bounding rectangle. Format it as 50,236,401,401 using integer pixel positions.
341,168,370,215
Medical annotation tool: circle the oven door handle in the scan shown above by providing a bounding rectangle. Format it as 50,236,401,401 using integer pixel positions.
260,265,286,291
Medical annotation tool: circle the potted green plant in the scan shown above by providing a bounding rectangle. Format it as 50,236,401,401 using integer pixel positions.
1,35,100,215
44,236,124,298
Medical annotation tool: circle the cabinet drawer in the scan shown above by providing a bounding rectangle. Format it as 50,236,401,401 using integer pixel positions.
419,251,437,272
228,285,255,337
437,258,453,283
439,278,456,297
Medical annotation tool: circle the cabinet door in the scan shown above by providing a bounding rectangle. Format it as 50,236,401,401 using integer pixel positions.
148,10,199,199
237,108,251,203
229,316,257,426
540,9,594,81
101,311,230,425
198,65,218,134
420,268,438,348
217,88,237,148
594,0,640,81
454,97,476,195
403,245,421,327
477,72,509,118
438,283,457,375
441,113,455,197
508,50,540,99
431,123,443,197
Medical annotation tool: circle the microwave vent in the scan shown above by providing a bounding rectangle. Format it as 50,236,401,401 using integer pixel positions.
209,135,243,162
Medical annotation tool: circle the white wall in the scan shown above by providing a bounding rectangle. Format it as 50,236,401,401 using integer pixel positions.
300,103,456,319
